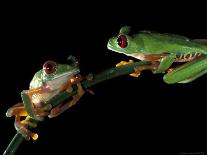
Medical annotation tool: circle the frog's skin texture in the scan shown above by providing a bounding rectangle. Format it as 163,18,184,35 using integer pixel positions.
107,26,207,84
6,56,85,140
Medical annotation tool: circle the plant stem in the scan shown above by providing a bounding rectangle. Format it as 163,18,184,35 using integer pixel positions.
82,61,151,88
3,133,24,155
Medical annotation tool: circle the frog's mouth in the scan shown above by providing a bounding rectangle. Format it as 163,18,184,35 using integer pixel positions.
107,40,147,61
53,68,80,80
45,68,80,90
107,39,121,52
107,40,128,55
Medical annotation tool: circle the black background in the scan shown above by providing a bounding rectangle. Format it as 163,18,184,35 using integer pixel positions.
0,2,207,155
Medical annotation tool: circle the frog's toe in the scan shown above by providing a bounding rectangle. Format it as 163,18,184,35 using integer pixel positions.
130,72,141,78
14,116,39,141
167,68,175,73
21,120,38,128
116,60,134,67
31,133,38,140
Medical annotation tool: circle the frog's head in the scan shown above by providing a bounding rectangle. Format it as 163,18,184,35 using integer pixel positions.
107,26,143,55
30,56,80,89
42,61,79,81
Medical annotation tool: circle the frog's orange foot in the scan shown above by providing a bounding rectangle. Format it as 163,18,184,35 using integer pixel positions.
130,72,141,78
116,60,140,77
130,66,147,78
15,116,38,141
116,60,134,67
116,60,142,78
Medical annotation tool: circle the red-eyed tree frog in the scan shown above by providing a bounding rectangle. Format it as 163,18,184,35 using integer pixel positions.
6,56,85,140
107,26,207,84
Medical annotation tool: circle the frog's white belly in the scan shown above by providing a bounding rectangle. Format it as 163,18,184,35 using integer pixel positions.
31,90,60,106
128,53,146,60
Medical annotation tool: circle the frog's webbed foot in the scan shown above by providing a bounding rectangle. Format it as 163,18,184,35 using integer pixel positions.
6,102,47,140
116,60,141,77
116,60,134,67
131,67,142,78
134,61,160,77
14,116,38,141
116,60,159,78
48,83,85,118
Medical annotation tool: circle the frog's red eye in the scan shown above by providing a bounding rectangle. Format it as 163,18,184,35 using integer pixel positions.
117,35,127,48
43,61,57,74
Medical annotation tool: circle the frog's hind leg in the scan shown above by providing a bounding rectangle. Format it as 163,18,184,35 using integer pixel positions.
6,102,28,117
7,102,38,140
178,68,207,83
163,56,207,84
14,116,38,140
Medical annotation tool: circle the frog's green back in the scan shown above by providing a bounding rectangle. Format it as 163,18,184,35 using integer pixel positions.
136,31,207,54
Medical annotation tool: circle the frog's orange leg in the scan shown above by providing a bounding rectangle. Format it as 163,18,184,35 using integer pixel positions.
6,102,28,117
6,102,39,140
14,116,38,141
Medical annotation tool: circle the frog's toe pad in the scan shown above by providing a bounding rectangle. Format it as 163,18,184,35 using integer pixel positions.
31,133,38,140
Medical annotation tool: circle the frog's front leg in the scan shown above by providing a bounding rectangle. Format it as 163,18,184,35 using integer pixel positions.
163,56,207,84
116,60,159,77
21,86,51,121
116,60,139,77
133,61,160,77
152,53,176,74
48,83,85,118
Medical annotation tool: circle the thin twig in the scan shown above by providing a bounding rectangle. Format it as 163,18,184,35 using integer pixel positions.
82,61,151,88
